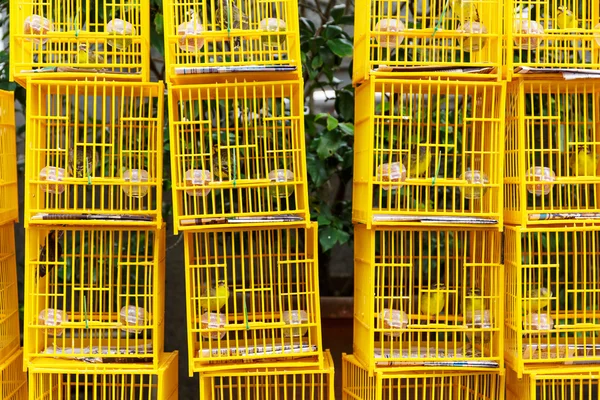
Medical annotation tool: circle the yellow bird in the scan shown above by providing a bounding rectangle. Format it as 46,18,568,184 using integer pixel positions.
420,284,446,316
522,287,552,314
77,44,104,65
569,146,600,176
211,144,235,180
464,287,484,315
404,144,433,178
199,280,230,312
556,6,578,30
450,0,481,23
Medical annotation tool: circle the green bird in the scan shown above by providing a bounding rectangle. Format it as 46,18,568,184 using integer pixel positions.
214,0,249,48
68,147,98,178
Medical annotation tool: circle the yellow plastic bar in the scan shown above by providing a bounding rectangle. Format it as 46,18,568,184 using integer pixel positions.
9,0,150,87
184,222,323,374
163,0,301,84
353,0,503,84
353,225,504,376
353,76,506,230
168,78,310,233
342,353,505,399
23,225,166,369
28,352,178,399
24,79,164,229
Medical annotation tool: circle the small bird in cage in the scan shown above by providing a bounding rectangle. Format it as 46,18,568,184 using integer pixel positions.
211,144,235,180
569,146,600,177
214,0,249,49
77,44,104,65
420,283,446,317
199,280,230,312
68,147,99,178
450,0,481,23
522,287,552,313
556,6,578,30
38,230,64,278
403,144,433,178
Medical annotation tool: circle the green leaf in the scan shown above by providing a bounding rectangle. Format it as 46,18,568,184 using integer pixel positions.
154,13,164,35
330,5,346,23
307,156,329,187
316,131,342,159
327,38,353,58
339,122,354,136
319,226,350,252
317,215,332,226
326,115,339,131
335,90,354,121
323,25,344,40
311,54,323,69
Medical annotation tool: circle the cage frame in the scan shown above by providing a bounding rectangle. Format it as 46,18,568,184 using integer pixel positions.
352,0,504,84
505,77,600,226
353,224,504,376
505,0,600,80
9,0,151,87
0,349,28,400
0,90,19,226
504,224,600,377
507,365,600,398
342,353,505,400
23,224,166,369
168,78,310,234
198,349,334,399
27,351,178,400
24,78,165,229
0,221,22,363
353,75,506,230
183,222,324,374
162,0,302,85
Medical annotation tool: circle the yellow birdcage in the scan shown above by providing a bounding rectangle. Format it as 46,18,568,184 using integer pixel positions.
507,0,600,78
24,79,164,229
23,225,166,368
353,77,506,230
199,350,335,399
352,0,503,84
0,349,28,400
353,225,503,375
27,351,178,400
506,365,600,399
505,78,600,226
342,353,505,400
0,91,19,225
0,222,22,363
184,222,323,374
9,0,150,87
505,225,600,377
168,79,309,233
163,0,301,84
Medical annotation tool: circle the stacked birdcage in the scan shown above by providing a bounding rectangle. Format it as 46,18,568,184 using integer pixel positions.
10,1,179,397
0,90,27,399
504,0,600,396
162,0,334,396
345,0,506,398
